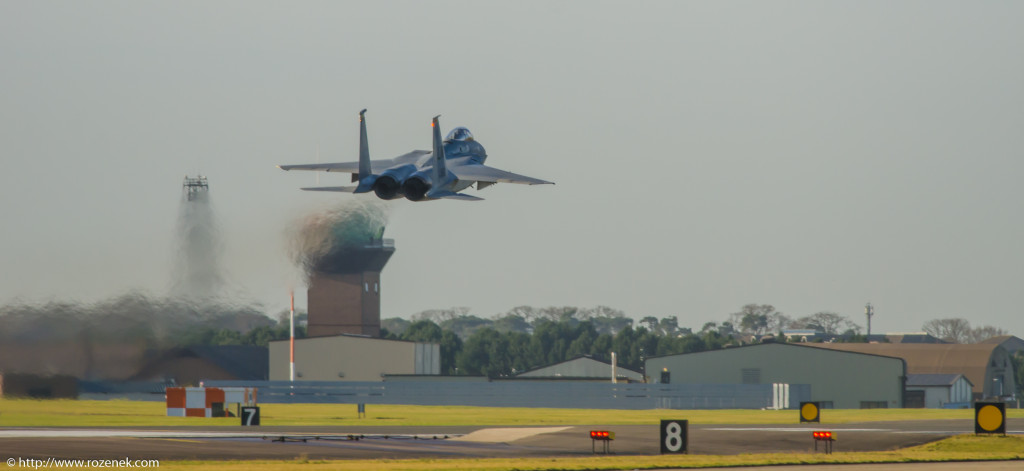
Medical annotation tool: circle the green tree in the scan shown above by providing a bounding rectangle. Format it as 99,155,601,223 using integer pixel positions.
740,313,769,336
795,312,859,336
491,314,532,334
591,333,614,358
718,321,736,337
659,316,680,336
401,320,443,342
921,318,971,343
456,328,515,378
439,330,463,375
210,329,243,345
440,315,493,339
506,332,533,374
397,320,462,375
380,317,411,336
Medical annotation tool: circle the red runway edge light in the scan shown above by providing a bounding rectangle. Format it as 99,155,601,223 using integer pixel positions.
590,430,615,440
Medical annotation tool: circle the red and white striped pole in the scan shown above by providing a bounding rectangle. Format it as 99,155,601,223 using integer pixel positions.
289,290,295,382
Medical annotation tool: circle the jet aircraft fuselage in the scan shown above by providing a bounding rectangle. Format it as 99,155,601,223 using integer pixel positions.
278,110,551,202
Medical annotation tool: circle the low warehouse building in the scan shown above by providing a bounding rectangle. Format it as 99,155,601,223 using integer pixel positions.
268,334,439,381
645,342,905,409
905,373,973,408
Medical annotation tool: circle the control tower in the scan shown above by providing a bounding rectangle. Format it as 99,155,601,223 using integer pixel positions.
306,238,394,338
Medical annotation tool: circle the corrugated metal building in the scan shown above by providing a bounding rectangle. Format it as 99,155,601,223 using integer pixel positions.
905,373,973,408
645,342,906,409
807,343,1016,400
515,355,644,382
980,335,1024,356
268,334,439,381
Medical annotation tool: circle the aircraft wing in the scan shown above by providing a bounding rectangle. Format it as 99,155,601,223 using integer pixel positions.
449,163,554,185
278,150,430,174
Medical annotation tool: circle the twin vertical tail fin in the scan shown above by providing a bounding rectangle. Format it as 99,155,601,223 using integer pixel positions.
431,115,448,183
347,109,377,193
424,115,481,201
358,109,371,180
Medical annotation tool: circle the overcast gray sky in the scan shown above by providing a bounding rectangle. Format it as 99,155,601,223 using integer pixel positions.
2,1,1022,335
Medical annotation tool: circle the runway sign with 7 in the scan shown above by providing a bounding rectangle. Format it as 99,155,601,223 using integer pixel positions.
241,406,260,426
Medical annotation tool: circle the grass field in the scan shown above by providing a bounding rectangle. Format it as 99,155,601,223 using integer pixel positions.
2,398,1021,427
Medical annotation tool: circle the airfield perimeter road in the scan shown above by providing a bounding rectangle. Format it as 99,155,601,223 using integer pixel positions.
1,418,1021,462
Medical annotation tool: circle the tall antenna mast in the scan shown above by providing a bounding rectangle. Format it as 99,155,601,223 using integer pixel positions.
290,290,296,382
865,302,874,338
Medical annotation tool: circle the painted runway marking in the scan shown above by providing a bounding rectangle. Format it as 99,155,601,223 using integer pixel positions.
452,427,572,442
703,427,892,432
704,427,1023,434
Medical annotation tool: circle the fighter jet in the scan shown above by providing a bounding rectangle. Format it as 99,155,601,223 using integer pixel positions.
278,110,553,201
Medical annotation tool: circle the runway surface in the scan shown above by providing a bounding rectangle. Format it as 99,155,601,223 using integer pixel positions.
0,419,1020,462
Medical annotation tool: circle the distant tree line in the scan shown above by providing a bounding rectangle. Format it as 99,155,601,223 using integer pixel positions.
383,314,731,377
177,304,1017,395
921,317,1008,344
3,296,1014,394
175,310,307,348
379,304,876,377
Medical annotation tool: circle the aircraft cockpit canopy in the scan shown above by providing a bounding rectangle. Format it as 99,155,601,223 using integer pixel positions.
445,127,474,141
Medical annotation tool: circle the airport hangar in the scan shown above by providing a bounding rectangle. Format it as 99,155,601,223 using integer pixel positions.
807,342,1017,401
645,342,906,409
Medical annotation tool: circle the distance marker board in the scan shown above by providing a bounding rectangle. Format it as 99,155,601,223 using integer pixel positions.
660,419,688,454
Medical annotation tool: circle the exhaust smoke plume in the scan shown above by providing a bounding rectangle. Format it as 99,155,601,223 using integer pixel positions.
288,199,389,280
0,175,280,381
171,177,225,300
0,293,273,380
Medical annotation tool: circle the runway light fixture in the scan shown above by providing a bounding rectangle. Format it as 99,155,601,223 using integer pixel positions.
812,430,836,454
590,430,615,440
589,430,615,454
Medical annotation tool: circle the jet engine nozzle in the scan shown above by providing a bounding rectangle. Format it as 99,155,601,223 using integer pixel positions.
402,176,432,201
372,176,404,200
